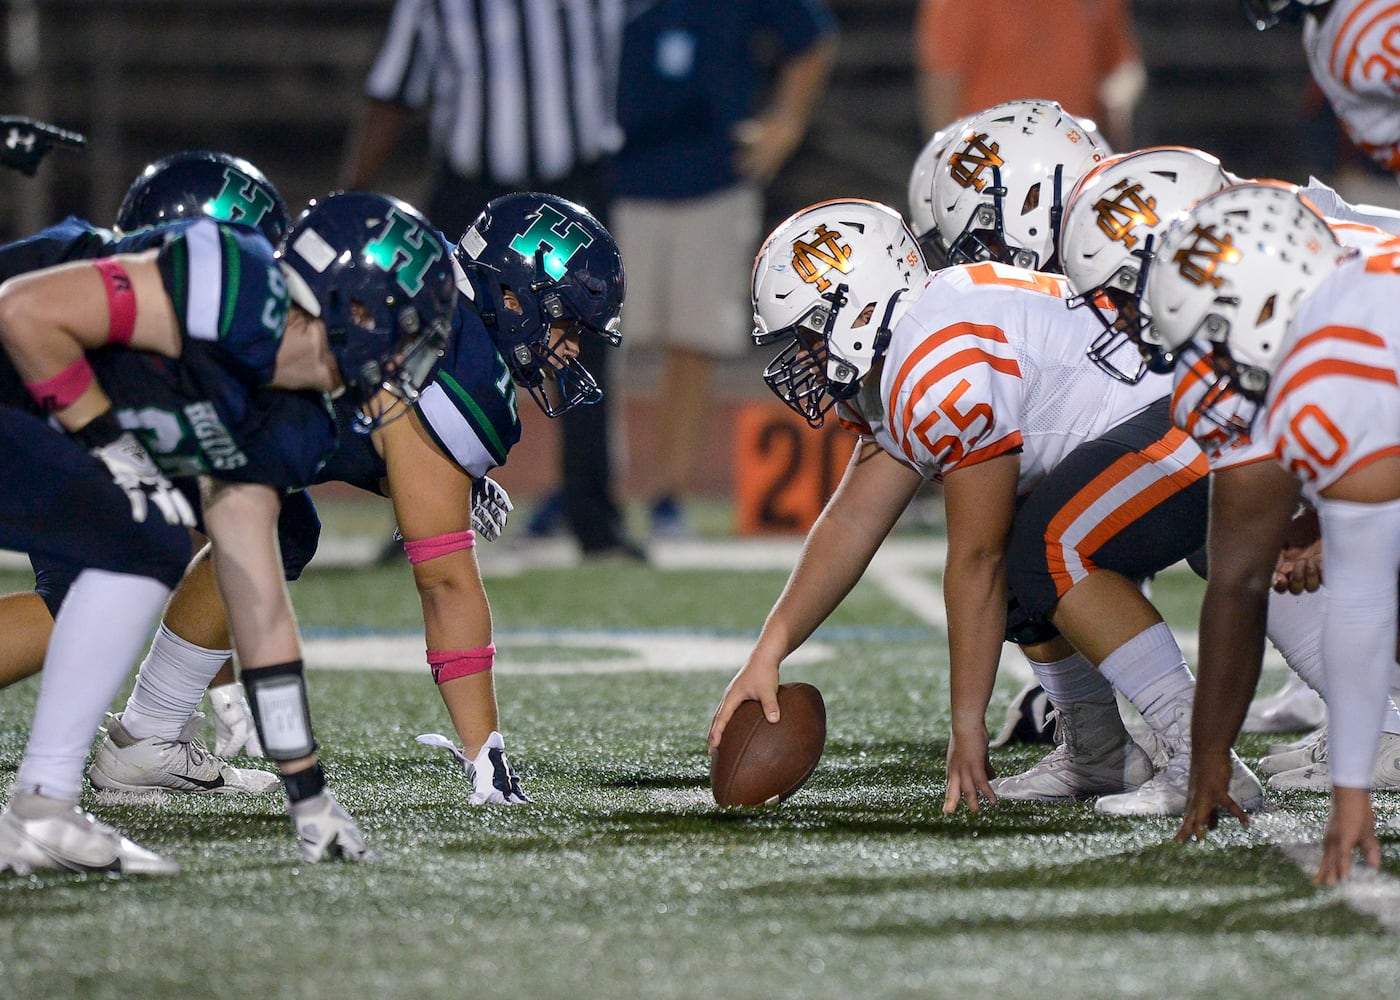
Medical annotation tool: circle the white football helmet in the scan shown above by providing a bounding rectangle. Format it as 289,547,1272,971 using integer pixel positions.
752,199,927,427
1059,146,1234,382
1146,181,1348,405
931,101,1107,272
907,114,976,269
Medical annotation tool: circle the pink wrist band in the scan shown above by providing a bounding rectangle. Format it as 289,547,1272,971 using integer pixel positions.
404,529,476,564
25,356,94,412
92,258,136,345
428,643,496,684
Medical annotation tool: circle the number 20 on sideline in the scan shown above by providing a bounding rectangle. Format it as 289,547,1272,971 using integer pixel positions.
734,401,853,536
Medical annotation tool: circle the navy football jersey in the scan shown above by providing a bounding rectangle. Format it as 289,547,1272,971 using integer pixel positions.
0,217,335,490
0,216,118,278
316,298,521,493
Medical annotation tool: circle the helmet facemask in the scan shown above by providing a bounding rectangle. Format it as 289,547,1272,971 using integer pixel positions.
1174,338,1261,449
1069,235,1172,383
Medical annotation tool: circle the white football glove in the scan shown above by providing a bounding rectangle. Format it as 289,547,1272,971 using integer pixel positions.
207,681,264,758
288,792,377,863
470,475,513,541
91,431,196,527
416,731,531,804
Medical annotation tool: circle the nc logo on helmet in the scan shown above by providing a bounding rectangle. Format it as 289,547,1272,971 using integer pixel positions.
947,133,1004,193
1093,182,1159,250
1172,224,1241,289
205,168,277,231
364,207,444,295
509,204,594,281
791,224,853,293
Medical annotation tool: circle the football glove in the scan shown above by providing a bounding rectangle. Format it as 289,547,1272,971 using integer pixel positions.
0,116,85,176
470,475,513,541
85,425,196,528
416,731,531,804
207,681,265,758
288,792,377,863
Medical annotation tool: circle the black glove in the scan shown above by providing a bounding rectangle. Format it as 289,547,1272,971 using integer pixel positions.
0,116,86,176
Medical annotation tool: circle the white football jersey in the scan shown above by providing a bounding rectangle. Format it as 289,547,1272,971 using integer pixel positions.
1303,0,1400,172
837,262,1171,495
1263,248,1400,504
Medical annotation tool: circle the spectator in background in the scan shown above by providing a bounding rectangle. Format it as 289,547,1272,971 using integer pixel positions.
612,0,836,538
914,0,1145,151
341,0,645,561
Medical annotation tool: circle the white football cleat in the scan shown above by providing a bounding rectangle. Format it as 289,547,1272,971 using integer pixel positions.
1268,725,1326,757
289,792,376,863
416,731,532,805
1241,675,1326,734
89,713,279,795
0,792,179,876
1267,731,1400,792
990,699,1154,801
1258,728,1327,776
207,681,264,758
989,682,1056,748
1095,752,1264,817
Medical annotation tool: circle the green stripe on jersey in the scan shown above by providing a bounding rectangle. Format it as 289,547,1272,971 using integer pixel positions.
438,371,507,460
218,228,241,339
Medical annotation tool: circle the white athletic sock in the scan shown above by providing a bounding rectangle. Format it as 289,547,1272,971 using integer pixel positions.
15,570,171,801
120,624,234,741
1026,650,1116,708
1097,621,1195,732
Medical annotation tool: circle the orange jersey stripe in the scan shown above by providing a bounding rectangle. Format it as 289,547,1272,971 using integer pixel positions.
1289,324,1386,356
1272,358,1399,414
1334,0,1400,80
888,323,1018,456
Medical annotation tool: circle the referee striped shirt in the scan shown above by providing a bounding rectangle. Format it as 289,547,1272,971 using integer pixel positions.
366,0,624,186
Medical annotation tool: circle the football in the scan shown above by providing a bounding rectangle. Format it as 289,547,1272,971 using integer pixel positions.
710,682,826,807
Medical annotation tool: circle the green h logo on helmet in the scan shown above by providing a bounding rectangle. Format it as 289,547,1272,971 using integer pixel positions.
509,204,594,281
364,207,443,295
205,169,277,231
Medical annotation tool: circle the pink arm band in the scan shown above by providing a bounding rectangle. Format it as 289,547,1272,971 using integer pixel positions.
92,258,137,345
25,355,94,412
428,643,496,684
403,529,476,564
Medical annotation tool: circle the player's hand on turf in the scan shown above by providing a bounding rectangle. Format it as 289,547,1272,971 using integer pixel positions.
1314,786,1380,887
709,657,781,751
1175,750,1249,842
1272,538,1323,594
944,724,996,814
0,116,85,176
289,792,377,863
91,430,197,527
470,475,512,541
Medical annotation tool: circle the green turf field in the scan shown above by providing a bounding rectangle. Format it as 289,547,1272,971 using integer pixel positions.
0,505,1395,999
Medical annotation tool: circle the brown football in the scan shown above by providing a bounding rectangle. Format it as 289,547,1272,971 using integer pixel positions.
710,682,826,807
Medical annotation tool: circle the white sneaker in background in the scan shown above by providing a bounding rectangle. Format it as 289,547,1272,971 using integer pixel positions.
1267,731,1400,792
1095,752,1264,817
990,699,1154,801
1241,675,1326,734
415,731,532,804
1258,728,1327,776
89,713,279,795
0,792,179,876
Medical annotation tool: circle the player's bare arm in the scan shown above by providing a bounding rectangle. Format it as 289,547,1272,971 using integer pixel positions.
709,441,922,749
940,452,1019,815
1177,460,1298,841
379,403,499,758
0,251,178,430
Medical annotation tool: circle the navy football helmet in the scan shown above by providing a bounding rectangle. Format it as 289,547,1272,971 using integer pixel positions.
278,191,456,431
453,192,624,417
117,150,289,245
